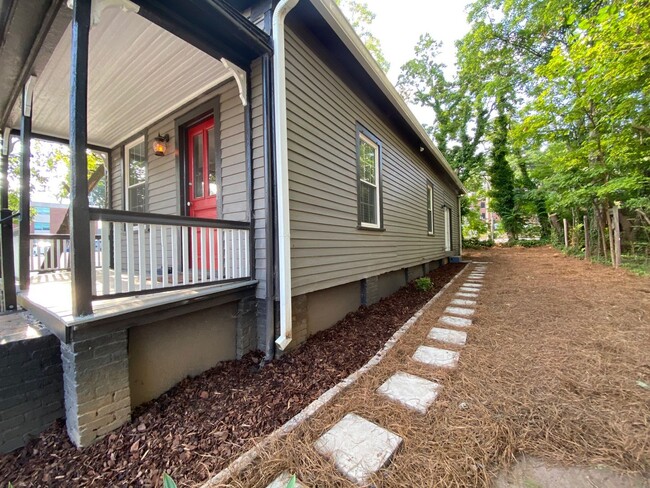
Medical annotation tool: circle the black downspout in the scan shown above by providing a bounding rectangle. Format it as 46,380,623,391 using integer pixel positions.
68,0,93,317
18,85,31,292
262,52,277,360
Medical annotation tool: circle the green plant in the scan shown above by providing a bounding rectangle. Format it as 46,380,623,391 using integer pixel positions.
415,277,432,292
286,474,297,488
162,473,177,488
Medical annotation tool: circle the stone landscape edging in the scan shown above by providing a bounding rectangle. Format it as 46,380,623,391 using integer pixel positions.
201,263,470,488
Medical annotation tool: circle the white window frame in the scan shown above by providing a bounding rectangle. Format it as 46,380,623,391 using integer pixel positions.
124,136,146,212
427,183,434,235
358,132,381,229
444,206,452,251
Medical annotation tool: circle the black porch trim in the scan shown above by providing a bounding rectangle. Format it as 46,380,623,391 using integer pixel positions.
68,0,93,317
8,128,111,155
133,0,272,68
18,85,31,292
88,208,251,230
18,279,257,343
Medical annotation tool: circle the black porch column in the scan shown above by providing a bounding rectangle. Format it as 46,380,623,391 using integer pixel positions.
18,84,32,291
69,0,93,317
1,136,17,310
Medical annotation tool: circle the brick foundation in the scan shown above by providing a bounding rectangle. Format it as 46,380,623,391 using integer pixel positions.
0,333,64,453
61,330,131,447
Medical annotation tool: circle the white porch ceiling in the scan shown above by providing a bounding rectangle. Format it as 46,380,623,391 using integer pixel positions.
10,7,230,148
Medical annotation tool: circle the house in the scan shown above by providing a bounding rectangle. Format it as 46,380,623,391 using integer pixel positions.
0,0,465,449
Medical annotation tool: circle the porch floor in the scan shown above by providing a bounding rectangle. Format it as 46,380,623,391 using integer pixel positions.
19,271,257,342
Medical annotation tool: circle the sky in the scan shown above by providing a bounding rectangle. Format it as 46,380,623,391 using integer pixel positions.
363,0,471,124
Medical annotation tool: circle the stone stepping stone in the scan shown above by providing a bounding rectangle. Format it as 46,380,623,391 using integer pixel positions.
456,291,478,298
413,345,459,368
468,274,484,278
459,287,480,294
314,413,402,485
451,298,476,306
428,327,467,345
267,472,307,488
377,371,442,414
439,315,472,328
463,283,482,288
445,306,474,317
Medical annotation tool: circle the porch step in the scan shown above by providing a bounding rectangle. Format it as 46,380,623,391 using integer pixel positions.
314,413,402,485
376,371,441,414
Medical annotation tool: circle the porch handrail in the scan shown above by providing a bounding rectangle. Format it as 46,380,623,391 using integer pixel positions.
88,209,251,299
88,208,250,230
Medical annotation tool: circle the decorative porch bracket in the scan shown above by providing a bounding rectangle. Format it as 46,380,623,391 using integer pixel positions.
69,0,94,317
221,58,248,107
66,0,140,25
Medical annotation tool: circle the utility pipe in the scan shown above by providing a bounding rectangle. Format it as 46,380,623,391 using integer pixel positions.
272,0,300,351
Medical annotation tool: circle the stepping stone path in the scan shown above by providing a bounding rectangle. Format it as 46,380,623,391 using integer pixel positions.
413,345,459,368
439,315,473,327
314,413,402,485
377,371,442,414
311,262,489,485
445,306,475,317
428,327,467,345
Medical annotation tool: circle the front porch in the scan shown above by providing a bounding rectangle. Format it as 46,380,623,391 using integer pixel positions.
0,0,274,448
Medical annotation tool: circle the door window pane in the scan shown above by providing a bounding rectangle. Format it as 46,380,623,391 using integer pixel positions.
193,133,204,198
208,127,216,196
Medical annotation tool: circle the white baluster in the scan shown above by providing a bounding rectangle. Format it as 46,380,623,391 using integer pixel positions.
101,222,110,295
182,226,189,285
171,227,179,286
150,224,158,289
113,223,122,293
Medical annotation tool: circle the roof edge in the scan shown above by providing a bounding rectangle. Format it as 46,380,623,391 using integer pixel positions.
306,0,466,194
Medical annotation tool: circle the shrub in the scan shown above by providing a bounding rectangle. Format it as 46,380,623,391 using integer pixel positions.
415,277,432,292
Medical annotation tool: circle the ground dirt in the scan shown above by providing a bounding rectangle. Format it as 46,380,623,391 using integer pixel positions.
229,246,649,488
0,264,463,487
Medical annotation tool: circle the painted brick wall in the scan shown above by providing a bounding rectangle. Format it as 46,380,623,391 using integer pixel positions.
0,334,64,453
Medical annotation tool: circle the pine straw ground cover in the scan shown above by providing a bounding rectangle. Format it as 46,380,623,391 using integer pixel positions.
0,263,463,487
228,246,650,488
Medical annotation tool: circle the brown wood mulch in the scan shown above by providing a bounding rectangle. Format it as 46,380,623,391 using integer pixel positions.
0,263,464,487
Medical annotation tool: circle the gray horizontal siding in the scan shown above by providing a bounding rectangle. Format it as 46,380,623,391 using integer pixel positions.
285,29,461,296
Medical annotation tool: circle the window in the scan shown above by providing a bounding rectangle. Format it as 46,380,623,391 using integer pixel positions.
125,137,146,212
444,206,452,251
427,183,434,235
357,127,381,228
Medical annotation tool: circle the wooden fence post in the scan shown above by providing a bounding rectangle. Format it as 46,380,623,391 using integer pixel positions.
563,218,569,248
583,215,590,260
612,205,621,268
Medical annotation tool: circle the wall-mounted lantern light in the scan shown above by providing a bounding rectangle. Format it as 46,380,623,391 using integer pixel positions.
153,133,169,156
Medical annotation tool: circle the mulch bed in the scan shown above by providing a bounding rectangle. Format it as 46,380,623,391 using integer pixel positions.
0,263,464,488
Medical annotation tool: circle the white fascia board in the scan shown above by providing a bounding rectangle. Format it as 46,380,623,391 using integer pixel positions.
307,0,466,194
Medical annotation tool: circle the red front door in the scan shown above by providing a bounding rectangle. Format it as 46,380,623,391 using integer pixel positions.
187,117,217,219
187,117,217,275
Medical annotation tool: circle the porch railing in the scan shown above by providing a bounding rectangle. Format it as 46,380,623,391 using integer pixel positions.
88,209,251,298
29,234,103,273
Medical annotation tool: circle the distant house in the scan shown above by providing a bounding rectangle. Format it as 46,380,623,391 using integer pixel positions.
0,0,464,448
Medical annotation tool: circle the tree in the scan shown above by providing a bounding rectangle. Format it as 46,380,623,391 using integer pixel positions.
398,34,488,183
335,0,390,73
488,94,523,240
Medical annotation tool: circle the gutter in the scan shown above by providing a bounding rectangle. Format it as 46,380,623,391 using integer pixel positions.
272,0,300,351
